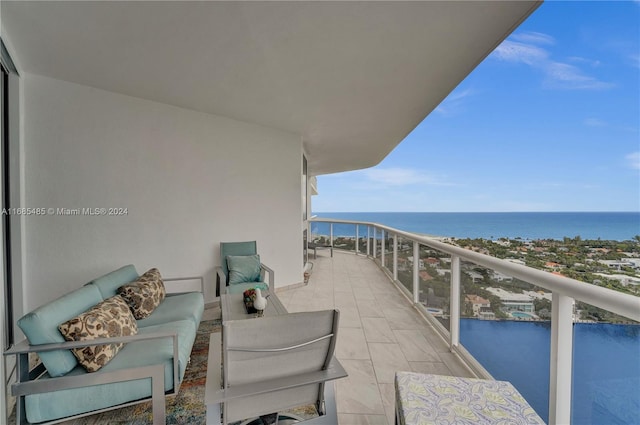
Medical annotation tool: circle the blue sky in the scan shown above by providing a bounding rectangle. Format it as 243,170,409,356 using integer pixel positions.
313,1,640,213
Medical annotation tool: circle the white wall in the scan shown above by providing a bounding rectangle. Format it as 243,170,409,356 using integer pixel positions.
22,74,303,309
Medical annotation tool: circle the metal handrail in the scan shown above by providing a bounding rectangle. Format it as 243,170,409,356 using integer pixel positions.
310,216,640,424
310,217,640,322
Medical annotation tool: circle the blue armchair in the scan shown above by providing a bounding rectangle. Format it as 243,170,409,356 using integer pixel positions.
216,241,275,296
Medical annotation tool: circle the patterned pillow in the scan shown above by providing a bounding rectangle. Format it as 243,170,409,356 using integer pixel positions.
58,296,138,372
116,268,166,319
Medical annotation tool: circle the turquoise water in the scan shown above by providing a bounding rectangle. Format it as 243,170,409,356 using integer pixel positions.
312,211,640,241
460,320,640,424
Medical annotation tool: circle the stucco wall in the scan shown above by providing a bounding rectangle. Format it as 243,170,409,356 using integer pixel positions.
22,74,303,309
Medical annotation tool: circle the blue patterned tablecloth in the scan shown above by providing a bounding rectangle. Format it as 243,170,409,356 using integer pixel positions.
395,372,545,425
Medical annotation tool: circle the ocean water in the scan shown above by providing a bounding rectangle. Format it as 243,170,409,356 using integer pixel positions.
312,211,640,241
460,320,640,424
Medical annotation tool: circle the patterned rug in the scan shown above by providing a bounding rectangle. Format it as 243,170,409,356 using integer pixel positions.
65,319,221,425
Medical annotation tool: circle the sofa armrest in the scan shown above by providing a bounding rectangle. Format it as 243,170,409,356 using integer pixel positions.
164,275,204,294
5,331,179,425
260,264,275,293
13,364,167,424
215,266,227,297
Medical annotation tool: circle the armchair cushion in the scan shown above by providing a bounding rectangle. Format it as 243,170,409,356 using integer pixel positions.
58,296,138,372
227,254,261,284
116,268,166,319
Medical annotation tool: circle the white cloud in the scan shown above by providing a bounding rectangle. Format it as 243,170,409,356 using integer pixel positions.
584,118,606,127
492,32,613,90
493,40,548,65
626,152,640,170
435,88,476,116
511,31,556,46
361,168,434,186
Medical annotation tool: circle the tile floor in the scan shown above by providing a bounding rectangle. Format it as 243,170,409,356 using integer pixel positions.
275,251,475,425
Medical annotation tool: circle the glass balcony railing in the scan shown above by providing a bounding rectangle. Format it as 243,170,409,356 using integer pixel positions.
308,217,640,425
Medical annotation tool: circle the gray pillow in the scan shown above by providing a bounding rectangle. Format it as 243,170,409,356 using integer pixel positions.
227,254,261,284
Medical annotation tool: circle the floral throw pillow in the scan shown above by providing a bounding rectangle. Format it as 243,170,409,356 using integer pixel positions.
117,268,166,319
58,296,138,372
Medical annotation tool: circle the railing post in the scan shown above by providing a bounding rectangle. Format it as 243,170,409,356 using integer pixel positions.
549,293,574,425
330,223,334,247
372,227,377,260
367,226,371,257
355,225,359,255
450,255,461,348
381,230,385,266
412,241,419,304
393,234,398,282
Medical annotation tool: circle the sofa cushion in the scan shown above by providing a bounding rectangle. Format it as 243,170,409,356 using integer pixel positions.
58,296,138,372
24,319,197,424
137,292,204,328
116,268,166,319
17,285,103,377
227,254,261,284
88,264,139,300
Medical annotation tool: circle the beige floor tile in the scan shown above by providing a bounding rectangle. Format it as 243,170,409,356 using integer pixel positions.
378,383,396,425
338,414,390,425
393,329,441,362
336,379,386,414
336,329,370,360
383,307,426,330
368,343,411,384
356,299,385,318
340,359,377,383
409,361,452,375
362,317,396,343
339,307,362,328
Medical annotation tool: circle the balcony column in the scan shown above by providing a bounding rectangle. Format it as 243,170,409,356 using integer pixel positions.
450,255,461,348
549,292,574,425
393,234,398,281
355,225,359,255
412,242,419,304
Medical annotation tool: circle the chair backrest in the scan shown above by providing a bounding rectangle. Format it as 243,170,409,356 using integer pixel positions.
222,309,339,422
220,241,258,281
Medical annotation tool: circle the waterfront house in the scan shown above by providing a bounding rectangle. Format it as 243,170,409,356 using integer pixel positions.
465,294,492,317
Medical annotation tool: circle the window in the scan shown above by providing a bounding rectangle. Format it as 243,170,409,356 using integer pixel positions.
1,39,17,349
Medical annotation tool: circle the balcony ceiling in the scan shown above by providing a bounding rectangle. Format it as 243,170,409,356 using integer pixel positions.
1,1,540,175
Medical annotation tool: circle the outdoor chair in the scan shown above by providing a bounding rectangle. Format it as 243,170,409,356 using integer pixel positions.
208,309,347,425
216,241,274,296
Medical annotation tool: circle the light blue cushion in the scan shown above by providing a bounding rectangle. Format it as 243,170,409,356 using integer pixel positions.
17,285,103,377
137,292,204,328
226,281,269,295
87,265,139,299
226,254,261,284
24,319,197,424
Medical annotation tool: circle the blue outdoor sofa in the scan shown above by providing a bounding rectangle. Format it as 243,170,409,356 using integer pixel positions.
4,265,205,424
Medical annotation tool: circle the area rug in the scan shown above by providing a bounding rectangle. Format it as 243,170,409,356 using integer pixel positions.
65,318,221,425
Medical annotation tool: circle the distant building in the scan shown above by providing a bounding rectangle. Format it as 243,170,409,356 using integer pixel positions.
486,287,534,313
465,294,491,317
466,271,483,283
491,271,513,282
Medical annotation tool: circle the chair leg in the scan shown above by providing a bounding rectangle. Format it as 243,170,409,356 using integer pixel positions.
305,382,337,424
